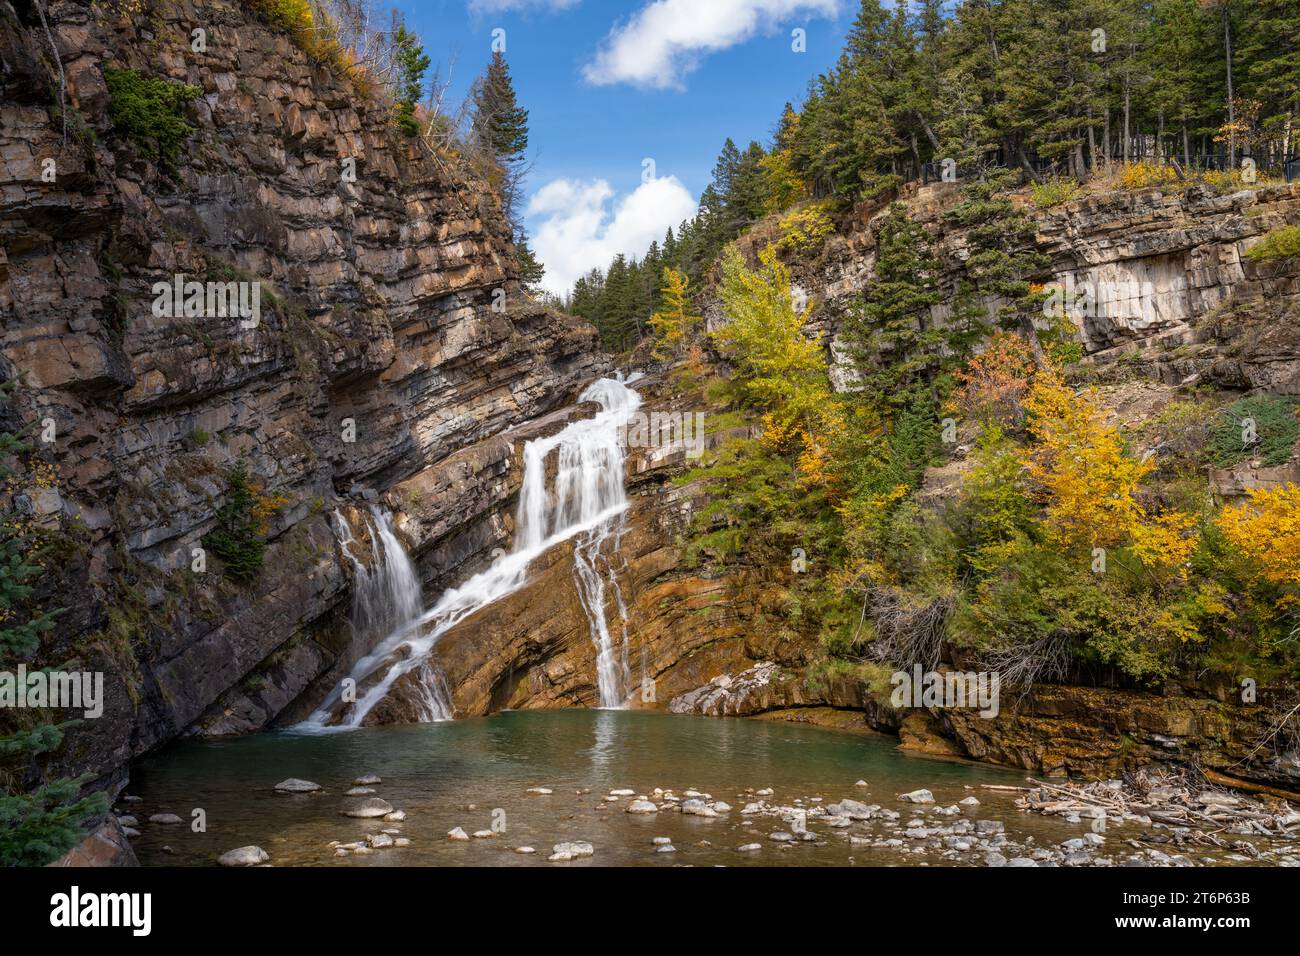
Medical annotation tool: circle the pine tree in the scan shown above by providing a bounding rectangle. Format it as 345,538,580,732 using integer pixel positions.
391,24,429,137
469,51,537,288
470,51,530,224
844,203,944,402
944,166,1050,359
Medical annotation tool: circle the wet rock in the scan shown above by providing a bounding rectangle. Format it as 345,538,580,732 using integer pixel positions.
681,799,717,817
656,844,676,853
626,800,658,814
472,830,495,839
384,810,406,822
340,798,394,818
515,846,535,854
368,833,394,848
346,786,375,796
354,774,382,786
737,843,762,852
447,827,470,841
899,789,935,804
149,813,182,825
769,832,794,842
525,787,553,795
274,778,322,793
550,841,594,861
218,846,269,867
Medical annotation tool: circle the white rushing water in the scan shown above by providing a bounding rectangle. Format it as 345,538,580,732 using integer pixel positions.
301,374,642,729
332,508,423,646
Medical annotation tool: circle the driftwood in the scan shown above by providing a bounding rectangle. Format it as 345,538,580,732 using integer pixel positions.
1015,767,1300,849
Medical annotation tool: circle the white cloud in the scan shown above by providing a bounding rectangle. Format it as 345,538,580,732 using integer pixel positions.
583,0,840,89
467,0,579,13
527,176,698,297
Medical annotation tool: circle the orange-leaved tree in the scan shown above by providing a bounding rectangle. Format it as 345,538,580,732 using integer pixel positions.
1021,365,1198,573
1217,483,1300,596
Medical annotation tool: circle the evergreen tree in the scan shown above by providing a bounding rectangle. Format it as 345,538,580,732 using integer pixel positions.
391,24,429,137
844,203,944,402
944,167,1050,359
469,51,538,289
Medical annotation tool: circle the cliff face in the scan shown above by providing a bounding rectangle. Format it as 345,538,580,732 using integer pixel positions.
0,0,605,786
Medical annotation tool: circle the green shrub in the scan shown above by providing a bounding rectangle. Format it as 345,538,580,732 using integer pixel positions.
1208,394,1298,467
102,68,201,175
1030,177,1084,208
1245,225,1300,263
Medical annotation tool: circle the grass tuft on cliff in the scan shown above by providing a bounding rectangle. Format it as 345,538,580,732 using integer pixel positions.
1246,225,1300,264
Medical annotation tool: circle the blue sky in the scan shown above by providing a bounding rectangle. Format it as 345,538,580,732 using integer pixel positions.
391,1,855,294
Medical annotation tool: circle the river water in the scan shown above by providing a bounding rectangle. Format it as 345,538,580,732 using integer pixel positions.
123,709,1212,867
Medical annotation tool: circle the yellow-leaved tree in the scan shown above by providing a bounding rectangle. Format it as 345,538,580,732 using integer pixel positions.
1021,365,1198,573
1218,484,1300,595
714,245,843,486
647,267,700,358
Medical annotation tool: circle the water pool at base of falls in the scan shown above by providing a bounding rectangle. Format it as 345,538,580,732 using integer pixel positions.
123,710,1270,867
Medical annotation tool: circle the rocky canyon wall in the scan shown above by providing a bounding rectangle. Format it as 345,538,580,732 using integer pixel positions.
0,0,606,788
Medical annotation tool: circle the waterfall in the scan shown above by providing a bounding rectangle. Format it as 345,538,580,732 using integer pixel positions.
331,508,423,647
300,374,642,730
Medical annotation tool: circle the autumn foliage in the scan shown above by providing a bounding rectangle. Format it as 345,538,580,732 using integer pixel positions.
949,331,1036,425
1218,484,1300,592
1021,365,1198,573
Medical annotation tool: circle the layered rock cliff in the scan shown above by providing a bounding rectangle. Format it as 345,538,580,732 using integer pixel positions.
0,0,605,788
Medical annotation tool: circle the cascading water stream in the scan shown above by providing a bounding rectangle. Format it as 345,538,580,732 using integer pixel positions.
332,508,423,646
300,374,642,730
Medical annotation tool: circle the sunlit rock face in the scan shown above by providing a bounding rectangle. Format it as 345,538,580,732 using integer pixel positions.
0,2,606,786
716,180,1300,391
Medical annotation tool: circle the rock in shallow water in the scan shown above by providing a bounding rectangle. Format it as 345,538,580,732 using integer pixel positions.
626,799,658,814
218,846,269,867
354,774,382,786
274,778,322,793
447,828,469,841
149,813,182,825
899,789,935,804
549,841,594,861
340,798,393,818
